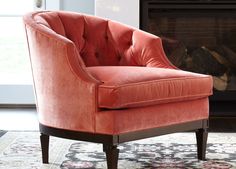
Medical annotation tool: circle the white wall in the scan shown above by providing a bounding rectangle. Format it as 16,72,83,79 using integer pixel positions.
0,85,35,104
60,0,95,14
45,0,140,27
46,0,60,10
95,0,139,28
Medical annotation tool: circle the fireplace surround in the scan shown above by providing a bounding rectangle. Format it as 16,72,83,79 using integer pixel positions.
140,0,236,116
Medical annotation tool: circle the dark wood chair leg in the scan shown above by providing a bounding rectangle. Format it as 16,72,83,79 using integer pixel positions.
196,128,208,160
103,145,119,169
40,133,49,164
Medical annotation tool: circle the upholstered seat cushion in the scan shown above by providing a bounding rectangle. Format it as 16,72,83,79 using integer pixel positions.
87,66,213,109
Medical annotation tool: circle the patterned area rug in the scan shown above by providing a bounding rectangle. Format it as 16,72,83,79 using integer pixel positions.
0,132,236,169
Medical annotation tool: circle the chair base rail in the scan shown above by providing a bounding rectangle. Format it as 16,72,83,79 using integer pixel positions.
39,119,209,168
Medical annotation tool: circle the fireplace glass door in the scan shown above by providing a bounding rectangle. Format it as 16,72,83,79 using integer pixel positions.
146,8,236,92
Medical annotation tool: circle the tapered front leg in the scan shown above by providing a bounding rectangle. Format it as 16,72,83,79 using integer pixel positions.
196,128,208,160
103,145,119,169
40,133,49,163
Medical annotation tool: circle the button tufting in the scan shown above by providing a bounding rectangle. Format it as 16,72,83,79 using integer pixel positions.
128,41,132,46
83,34,87,39
117,55,122,61
95,52,99,58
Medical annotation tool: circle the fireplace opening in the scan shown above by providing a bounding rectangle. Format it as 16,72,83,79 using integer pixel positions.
140,0,236,115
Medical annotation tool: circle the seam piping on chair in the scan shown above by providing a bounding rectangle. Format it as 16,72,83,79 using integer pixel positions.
25,27,40,113
100,94,211,109
99,76,212,89
64,44,97,132
81,16,88,53
129,30,137,65
57,12,66,37
28,24,68,45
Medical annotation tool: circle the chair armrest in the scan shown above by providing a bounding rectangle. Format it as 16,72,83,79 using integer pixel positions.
25,22,101,133
132,30,177,69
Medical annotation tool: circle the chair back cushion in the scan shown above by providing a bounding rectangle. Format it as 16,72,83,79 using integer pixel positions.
33,11,170,67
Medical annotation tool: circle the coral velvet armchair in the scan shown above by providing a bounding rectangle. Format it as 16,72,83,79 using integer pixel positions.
23,11,213,168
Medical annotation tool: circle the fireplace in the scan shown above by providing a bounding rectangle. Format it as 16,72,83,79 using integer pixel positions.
140,0,236,116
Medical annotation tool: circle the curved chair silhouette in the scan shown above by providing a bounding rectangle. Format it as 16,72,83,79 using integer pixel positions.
23,11,213,169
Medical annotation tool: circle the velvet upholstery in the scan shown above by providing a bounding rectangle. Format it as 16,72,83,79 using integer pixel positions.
23,11,213,135
87,66,212,109
96,98,209,134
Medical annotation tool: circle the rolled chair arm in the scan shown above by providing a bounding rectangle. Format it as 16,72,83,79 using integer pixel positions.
132,30,177,69
24,15,101,132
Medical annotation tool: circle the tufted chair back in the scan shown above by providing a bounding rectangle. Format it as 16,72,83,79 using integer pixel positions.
33,11,171,68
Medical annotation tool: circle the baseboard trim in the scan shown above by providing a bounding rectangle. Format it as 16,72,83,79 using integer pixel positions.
0,104,36,109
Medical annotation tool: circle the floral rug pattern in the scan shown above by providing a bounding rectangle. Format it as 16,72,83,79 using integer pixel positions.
0,132,235,169
61,141,236,169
